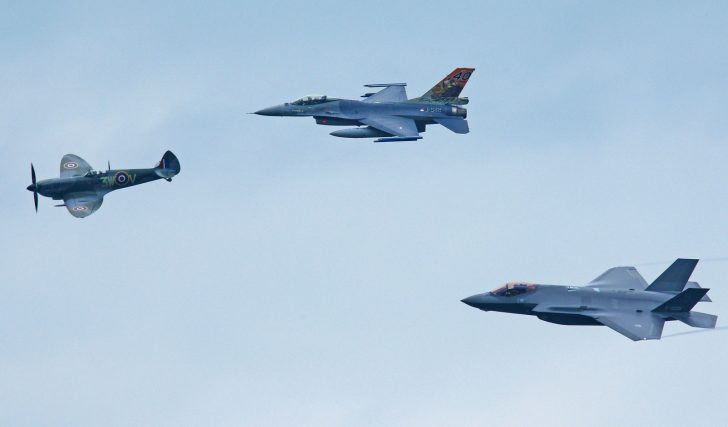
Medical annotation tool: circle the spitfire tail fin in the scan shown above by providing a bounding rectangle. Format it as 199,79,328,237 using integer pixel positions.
645,258,698,293
411,68,474,105
652,288,709,313
155,150,181,181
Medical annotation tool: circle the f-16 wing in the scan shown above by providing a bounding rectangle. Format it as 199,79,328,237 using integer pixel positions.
362,83,408,103
359,117,421,142
60,154,93,178
64,192,104,218
596,313,665,341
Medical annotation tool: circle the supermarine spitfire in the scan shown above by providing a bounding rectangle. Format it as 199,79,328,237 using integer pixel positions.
254,68,474,142
27,151,181,218
462,259,717,341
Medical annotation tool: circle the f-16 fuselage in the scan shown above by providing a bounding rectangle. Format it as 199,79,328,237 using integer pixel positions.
254,68,474,142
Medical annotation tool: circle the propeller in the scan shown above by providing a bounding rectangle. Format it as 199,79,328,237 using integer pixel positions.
30,163,38,212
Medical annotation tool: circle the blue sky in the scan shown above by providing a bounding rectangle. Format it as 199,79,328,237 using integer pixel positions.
1,1,728,426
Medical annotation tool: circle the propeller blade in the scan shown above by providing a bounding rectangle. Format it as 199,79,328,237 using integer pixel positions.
34,191,38,212
31,163,36,185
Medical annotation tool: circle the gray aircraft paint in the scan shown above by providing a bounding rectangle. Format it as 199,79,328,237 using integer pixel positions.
254,68,473,142
27,151,181,218
462,259,717,341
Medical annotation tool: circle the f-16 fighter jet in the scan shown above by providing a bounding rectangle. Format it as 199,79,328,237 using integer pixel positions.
254,68,474,142
27,151,180,218
462,259,717,341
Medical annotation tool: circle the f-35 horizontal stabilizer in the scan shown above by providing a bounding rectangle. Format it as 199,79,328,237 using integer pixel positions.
685,282,712,302
652,288,709,313
374,136,423,143
645,258,698,293
669,311,718,329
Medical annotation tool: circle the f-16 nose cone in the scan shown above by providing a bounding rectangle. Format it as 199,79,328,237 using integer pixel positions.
254,106,284,116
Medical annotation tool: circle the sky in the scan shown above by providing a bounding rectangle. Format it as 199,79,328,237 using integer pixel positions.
1,1,728,426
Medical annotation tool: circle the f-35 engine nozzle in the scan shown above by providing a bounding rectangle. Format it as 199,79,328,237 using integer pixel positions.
330,127,391,138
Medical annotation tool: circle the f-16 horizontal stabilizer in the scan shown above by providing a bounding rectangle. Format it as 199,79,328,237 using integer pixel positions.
434,118,469,134
645,258,698,293
652,288,709,313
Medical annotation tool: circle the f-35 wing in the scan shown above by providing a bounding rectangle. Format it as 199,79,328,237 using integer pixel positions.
362,83,408,103
596,313,665,341
359,117,421,143
586,266,648,290
60,154,93,178
64,192,104,218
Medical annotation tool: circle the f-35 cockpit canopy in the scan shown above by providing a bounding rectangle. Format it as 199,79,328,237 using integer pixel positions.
490,282,537,297
290,94,334,106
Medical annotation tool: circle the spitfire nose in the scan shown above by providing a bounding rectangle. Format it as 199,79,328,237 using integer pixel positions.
26,184,36,191
254,105,285,116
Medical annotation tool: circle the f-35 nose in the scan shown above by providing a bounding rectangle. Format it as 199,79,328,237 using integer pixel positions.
461,294,485,308
254,105,285,116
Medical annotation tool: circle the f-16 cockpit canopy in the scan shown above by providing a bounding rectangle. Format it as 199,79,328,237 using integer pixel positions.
290,94,333,105
490,282,537,297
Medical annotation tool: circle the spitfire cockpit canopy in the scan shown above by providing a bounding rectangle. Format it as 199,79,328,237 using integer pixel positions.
490,282,537,297
290,94,332,105
83,170,101,177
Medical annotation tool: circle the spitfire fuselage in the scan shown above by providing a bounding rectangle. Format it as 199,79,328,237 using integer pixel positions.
30,168,165,200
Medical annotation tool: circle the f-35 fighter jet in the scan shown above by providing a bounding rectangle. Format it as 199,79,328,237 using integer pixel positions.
462,259,717,341
27,151,180,218
254,68,474,142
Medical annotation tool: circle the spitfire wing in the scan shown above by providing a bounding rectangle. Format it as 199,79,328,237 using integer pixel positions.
60,154,93,178
596,313,665,341
585,266,648,290
64,192,104,218
360,117,419,138
362,85,408,103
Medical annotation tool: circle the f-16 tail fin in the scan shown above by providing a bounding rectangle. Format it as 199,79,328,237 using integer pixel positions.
155,150,181,181
652,288,709,313
411,68,474,104
645,258,698,293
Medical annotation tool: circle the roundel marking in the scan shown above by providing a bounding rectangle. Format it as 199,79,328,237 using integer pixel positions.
114,171,131,186
64,162,79,169
72,205,88,211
